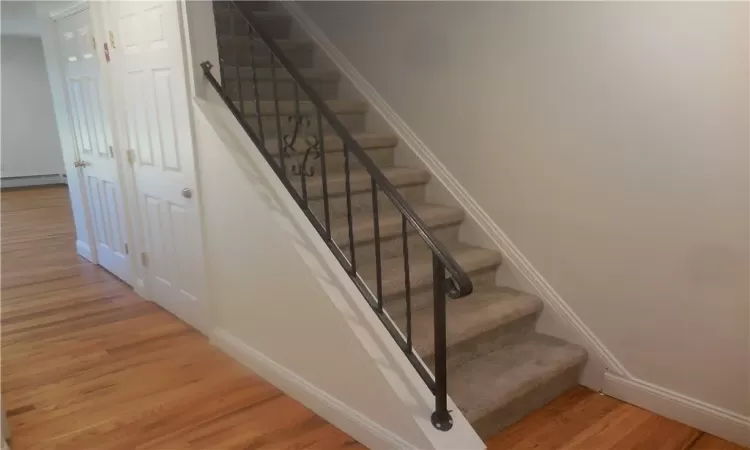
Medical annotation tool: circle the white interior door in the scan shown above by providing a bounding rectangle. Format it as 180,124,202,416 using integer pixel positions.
107,1,207,332
57,8,132,284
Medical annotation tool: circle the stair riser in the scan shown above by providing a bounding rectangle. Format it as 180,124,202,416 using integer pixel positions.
346,223,461,263
224,79,340,101
219,46,313,68
215,15,291,39
307,184,427,218
382,289,434,321
247,113,366,137
270,147,394,175
441,313,539,369
380,265,499,304
342,228,472,309
470,364,584,439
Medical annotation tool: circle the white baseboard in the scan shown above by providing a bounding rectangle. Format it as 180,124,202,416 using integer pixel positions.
211,328,419,450
0,174,66,189
282,1,628,379
76,240,94,263
604,372,750,447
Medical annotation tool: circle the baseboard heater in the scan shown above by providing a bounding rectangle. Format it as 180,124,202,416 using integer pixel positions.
1,174,67,189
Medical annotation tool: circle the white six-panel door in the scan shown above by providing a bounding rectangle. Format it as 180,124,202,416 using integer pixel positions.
57,8,132,284
106,1,207,331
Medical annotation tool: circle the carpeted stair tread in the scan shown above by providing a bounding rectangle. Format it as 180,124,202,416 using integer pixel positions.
404,286,543,360
303,166,430,198
266,132,398,154
331,203,464,246
218,35,313,50
213,1,268,12
214,9,284,21
222,66,341,81
237,99,368,116
360,244,503,299
450,333,587,437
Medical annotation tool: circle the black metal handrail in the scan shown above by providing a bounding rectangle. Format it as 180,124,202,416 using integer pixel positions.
203,0,473,431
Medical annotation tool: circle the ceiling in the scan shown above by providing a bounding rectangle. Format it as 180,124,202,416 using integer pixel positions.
1,1,41,37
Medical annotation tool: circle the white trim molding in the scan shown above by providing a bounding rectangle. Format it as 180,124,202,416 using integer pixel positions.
211,328,420,450
281,0,629,380
0,174,66,189
604,372,750,447
48,1,88,20
76,239,94,263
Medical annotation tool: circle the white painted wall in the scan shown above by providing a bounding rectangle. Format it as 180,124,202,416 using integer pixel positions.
1,35,65,178
299,0,749,424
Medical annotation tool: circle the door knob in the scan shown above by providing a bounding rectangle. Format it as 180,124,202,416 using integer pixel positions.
73,160,88,168
181,188,193,199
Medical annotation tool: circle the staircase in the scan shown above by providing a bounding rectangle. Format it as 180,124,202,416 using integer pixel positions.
210,1,587,439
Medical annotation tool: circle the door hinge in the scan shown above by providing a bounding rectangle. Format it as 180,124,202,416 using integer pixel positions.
127,149,136,165
124,243,129,255
109,145,115,158
140,251,148,267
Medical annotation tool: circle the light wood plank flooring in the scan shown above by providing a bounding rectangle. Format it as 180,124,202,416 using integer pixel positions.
1,186,744,449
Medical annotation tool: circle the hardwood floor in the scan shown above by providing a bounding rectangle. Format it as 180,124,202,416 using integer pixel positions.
1,186,745,450
1,187,360,449
487,386,745,450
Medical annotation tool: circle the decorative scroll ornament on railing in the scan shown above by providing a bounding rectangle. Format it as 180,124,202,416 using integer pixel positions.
282,114,320,177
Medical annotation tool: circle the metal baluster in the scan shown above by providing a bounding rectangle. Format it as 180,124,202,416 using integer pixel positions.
219,57,226,91
317,109,331,239
402,216,412,350
431,254,453,431
371,179,383,311
294,84,307,204
248,23,265,144
343,143,356,273
230,5,245,119
269,55,283,174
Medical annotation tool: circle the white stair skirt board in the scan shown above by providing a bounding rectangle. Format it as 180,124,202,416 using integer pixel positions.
211,328,420,450
280,0,628,384
1,174,66,188
604,372,750,447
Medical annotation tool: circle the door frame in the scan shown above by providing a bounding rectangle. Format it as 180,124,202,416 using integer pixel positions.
40,1,142,289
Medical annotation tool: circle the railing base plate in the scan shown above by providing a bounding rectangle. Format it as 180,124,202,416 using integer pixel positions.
431,410,453,431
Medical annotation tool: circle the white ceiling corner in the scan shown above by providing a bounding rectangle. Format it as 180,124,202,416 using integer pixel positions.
1,1,42,37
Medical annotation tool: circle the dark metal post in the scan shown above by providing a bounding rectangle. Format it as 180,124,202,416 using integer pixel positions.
269,57,284,174
431,254,453,431
371,179,383,310
402,216,412,350
248,26,265,145
317,110,331,239
230,4,245,118
343,143,356,273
